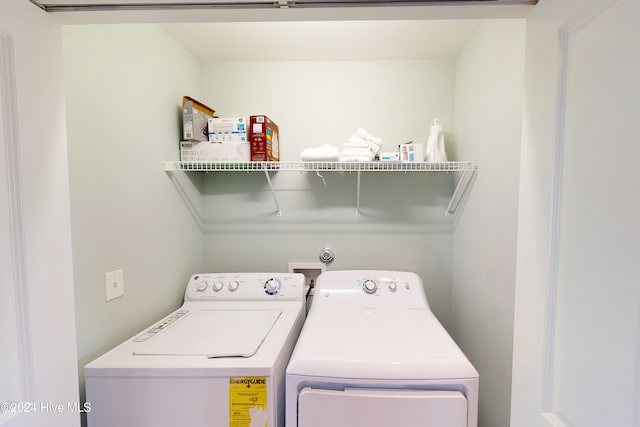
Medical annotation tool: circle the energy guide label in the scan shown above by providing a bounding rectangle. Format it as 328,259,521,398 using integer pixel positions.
229,376,268,427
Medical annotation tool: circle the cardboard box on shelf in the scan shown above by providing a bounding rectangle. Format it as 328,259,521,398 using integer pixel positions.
249,115,279,162
208,117,248,143
379,151,400,161
182,96,215,141
179,140,250,162
399,143,424,163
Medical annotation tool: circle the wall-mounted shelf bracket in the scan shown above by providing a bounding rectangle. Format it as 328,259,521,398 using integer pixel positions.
446,167,477,216
356,170,362,216
263,166,282,216
163,160,477,217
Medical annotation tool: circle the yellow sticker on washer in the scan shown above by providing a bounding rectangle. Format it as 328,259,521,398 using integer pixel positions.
229,376,268,427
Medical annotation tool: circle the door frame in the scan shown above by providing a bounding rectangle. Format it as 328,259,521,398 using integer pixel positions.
0,32,34,423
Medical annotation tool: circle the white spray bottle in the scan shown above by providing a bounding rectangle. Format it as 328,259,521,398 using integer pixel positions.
425,119,447,163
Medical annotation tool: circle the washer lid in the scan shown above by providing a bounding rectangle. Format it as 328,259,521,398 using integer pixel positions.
133,309,282,358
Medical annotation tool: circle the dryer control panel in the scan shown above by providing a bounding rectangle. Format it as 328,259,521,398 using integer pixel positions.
184,272,304,302
312,270,429,310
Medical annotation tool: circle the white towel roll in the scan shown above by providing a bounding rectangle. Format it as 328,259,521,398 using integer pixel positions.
300,144,340,161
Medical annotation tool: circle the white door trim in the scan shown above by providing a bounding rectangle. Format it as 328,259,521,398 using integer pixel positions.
0,32,34,411
541,1,622,425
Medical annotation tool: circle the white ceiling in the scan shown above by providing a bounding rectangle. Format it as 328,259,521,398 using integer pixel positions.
161,20,482,61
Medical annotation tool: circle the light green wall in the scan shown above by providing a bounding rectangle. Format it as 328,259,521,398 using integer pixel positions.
452,19,527,427
200,60,455,158
198,58,457,325
63,24,205,423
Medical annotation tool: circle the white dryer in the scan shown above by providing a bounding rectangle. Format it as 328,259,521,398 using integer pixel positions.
85,272,305,427
285,270,478,427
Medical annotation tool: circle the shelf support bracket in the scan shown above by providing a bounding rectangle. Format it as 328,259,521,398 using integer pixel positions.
263,165,282,216
356,170,362,216
446,168,476,216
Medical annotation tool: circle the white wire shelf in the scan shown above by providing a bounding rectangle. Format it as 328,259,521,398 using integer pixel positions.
163,160,476,173
163,160,477,217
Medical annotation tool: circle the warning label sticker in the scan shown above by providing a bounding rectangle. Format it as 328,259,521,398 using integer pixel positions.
229,376,268,427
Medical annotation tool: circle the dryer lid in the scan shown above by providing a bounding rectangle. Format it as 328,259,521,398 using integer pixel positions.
287,308,478,379
133,309,282,358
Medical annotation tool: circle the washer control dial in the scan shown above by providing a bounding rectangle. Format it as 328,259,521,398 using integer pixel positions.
387,281,398,292
264,278,281,295
211,281,224,292
195,281,208,292
362,279,378,294
228,281,240,292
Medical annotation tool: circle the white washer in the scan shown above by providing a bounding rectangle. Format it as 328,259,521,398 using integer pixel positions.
285,270,479,427
85,272,305,427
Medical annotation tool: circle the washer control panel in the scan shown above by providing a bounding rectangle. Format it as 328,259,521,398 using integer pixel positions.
314,270,429,309
133,309,189,342
184,273,304,301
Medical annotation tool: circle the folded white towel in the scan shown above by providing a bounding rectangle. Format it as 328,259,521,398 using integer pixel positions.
344,135,370,148
356,128,383,146
344,135,382,156
352,129,383,156
368,139,382,156
356,127,371,140
300,144,340,161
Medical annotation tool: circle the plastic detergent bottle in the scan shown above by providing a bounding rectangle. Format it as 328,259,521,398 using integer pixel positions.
425,119,447,163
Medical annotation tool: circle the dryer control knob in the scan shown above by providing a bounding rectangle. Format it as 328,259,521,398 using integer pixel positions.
387,281,398,292
228,281,240,292
363,279,377,294
195,281,208,292
211,281,224,292
264,278,281,295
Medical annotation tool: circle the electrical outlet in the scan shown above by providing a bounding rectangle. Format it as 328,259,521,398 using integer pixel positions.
105,268,124,302
288,262,325,287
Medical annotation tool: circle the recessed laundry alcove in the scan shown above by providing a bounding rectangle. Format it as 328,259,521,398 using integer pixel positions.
61,12,525,427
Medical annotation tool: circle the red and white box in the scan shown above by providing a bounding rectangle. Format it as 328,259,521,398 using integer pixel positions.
249,115,279,162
